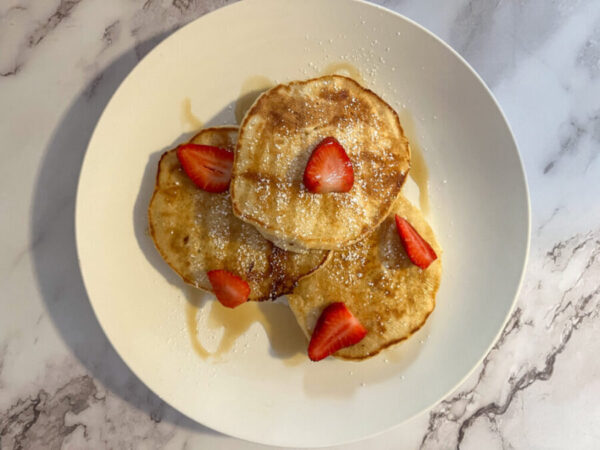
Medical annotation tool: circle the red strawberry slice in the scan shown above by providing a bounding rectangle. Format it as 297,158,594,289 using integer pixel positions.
176,143,234,193
394,215,438,269
308,302,367,361
207,270,250,308
303,137,354,193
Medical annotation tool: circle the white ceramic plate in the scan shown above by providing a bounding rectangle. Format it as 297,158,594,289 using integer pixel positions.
76,0,530,447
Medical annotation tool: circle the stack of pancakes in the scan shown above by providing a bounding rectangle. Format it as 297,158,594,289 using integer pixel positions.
149,75,442,360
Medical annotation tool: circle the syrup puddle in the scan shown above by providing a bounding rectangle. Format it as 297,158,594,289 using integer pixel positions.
397,110,430,215
320,62,364,85
235,76,275,124
181,97,203,130
186,290,305,365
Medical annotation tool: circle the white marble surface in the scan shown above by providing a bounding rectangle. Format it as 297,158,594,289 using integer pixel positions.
1,0,599,448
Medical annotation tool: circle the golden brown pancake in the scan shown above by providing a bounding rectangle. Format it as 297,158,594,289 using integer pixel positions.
288,196,442,359
148,126,330,301
231,75,410,252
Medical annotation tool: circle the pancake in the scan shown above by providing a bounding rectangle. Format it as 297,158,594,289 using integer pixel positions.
231,75,410,252
148,126,330,301
288,196,442,359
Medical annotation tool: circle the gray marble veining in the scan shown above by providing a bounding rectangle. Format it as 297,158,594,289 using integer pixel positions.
1,0,599,449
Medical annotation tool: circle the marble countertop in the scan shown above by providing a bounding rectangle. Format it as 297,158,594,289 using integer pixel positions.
1,0,599,448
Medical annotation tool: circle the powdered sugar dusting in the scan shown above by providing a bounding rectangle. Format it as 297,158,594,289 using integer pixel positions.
289,197,442,359
232,76,409,250
148,128,328,301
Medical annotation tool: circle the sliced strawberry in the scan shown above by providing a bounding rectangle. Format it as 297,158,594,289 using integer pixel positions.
207,270,250,308
303,137,354,193
308,302,367,361
176,144,234,193
394,215,438,269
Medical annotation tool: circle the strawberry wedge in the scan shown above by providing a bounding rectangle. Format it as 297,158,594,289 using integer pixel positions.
308,302,367,361
303,137,354,193
207,270,250,308
177,143,234,193
394,215,438,269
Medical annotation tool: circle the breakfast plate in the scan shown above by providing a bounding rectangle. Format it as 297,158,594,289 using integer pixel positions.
75,0,530,447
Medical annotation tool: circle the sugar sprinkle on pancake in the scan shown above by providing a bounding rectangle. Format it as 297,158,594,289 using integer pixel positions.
288,196,441,359
148,126,330,301
231,75,410,252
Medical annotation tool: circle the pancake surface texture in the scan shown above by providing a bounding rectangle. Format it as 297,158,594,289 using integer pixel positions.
288,196,442,359
148,127,329,301
231,75,410,251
